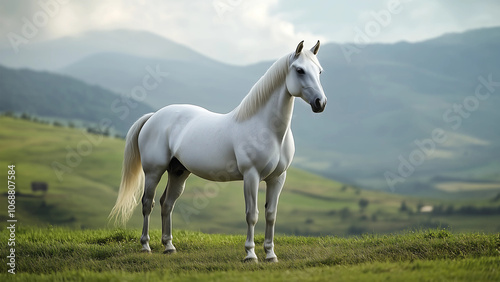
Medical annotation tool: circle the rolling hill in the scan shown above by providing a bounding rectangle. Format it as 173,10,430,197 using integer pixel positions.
0,64,154,133
1,117,499,235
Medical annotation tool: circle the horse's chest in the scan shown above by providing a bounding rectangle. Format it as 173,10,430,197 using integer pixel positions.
234,125,294,179
261,139,294,180
256,151,289,181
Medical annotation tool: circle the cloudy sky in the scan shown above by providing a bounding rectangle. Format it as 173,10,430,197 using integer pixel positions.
1,0,499,65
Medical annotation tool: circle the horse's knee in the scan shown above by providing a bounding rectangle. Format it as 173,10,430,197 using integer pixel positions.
246,210,259,226
265,210,276,224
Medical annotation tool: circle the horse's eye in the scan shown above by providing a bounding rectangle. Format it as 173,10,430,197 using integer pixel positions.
296,68,305,75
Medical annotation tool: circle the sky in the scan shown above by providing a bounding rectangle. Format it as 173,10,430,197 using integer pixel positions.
1,0,499,65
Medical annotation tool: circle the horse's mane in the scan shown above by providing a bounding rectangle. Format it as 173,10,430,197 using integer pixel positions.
232,54,290,122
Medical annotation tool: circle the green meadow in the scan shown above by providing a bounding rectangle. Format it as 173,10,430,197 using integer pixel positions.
0,227,499,281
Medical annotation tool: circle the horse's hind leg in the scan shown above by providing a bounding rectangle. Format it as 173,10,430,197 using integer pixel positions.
140,169,164,252
160,158,190,254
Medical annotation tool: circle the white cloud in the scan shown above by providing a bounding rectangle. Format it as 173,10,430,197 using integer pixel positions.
3,0,320,65
0,0,499,64
208,0,323,63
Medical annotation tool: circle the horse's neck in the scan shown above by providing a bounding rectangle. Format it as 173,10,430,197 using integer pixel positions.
231,54,294,139
256,84,295,139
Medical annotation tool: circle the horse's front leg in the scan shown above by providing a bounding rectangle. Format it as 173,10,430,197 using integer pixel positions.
243,169,260,262
264,172,285,262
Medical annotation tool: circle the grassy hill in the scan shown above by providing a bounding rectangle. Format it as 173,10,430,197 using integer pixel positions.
1,116,500,236
0,64,154,134
0,227,498,281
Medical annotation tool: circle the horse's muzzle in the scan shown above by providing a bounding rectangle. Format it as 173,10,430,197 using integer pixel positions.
311,97,327,113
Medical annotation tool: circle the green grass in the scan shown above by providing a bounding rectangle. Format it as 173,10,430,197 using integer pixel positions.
1,116,500,236
0,227,499,281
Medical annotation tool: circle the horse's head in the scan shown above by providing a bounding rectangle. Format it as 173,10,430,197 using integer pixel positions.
286,40,327,113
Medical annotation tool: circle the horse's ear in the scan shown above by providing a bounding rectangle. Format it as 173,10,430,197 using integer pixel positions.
295,40,304,57
311,40,320,55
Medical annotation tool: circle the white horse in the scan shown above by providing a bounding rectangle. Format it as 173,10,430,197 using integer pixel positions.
110,40,327,262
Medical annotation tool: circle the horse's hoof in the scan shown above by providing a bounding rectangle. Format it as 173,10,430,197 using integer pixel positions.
163,249,177,254
243,257,258,263
141,248,151,253
265,257,278,263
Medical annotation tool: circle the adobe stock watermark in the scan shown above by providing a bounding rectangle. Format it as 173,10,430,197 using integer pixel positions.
384,74,500,191
6,164,17,275
213,0,244,19
341,0,412,63
111,65,169,120
7,0,71,54
51,65,169,181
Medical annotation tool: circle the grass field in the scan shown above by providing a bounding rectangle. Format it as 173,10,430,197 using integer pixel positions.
1,116,500,236
1,116,500,280
0,227,499,281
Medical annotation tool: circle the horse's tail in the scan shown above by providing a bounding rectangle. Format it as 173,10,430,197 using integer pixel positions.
109,113,154,226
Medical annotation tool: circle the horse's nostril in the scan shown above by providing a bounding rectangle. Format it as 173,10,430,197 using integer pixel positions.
315,98,322,109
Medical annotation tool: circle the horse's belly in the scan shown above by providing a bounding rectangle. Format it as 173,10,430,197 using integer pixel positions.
172,118,243,182
176,149,243,182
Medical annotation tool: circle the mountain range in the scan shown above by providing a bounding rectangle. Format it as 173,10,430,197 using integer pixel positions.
0,65,154,134
1,27,499,195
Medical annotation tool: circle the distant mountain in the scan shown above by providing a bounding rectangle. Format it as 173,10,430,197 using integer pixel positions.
0,29,211,71
60,52,260,114
1,27,499,195
0,65,154,133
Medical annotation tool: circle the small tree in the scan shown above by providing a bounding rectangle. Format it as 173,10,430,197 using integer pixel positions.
358,198,369,212
20,112,31,120
3,111,14,117
399,201,408,212
339,207,351,221
53,121,64,127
